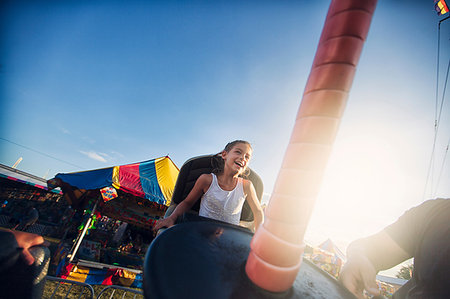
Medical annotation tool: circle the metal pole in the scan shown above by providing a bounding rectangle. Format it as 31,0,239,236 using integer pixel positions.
68,199,98,263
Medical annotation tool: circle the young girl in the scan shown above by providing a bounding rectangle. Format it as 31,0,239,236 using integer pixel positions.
153,140,264,232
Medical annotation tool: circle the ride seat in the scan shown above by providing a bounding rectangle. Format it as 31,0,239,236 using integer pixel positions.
166,154,263,222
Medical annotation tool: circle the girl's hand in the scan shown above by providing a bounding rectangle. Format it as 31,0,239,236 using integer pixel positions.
152,174,210,234
153,216,176,232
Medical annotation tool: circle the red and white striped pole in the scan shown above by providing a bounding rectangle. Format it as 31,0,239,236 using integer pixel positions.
246,0,378,292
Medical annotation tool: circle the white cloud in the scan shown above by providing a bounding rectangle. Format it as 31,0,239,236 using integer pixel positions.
110,150,125,158
60,127,71,134
82,136,96,144
80,150,108,163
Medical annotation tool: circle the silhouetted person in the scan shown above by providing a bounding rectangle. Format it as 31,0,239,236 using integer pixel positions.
340,198,450,299
0,229,50,298
15,207,39,231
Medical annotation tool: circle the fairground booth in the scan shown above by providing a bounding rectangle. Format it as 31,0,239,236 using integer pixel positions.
0,163,65,235
47,156,178,288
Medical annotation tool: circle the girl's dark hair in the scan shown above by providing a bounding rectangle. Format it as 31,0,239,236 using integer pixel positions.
211,140,252,177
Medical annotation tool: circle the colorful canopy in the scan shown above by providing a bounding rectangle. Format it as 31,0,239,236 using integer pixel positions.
319,238,346,263
60,263,142,288
51,156,179,206
0,163,62,194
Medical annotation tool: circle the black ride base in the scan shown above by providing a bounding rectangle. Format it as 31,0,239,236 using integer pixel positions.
144,220,356,299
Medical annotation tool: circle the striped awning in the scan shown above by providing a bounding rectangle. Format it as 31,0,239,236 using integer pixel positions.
52,156,178,206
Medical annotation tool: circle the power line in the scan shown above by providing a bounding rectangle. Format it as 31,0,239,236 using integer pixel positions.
435,15,441,128
431,58,450,197
434,137,449,196
0,137,84,169
424,17,450,199
437,58,450,129
423,136,437,199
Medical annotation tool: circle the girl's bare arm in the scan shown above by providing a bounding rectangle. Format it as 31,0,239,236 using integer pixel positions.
153,174,211,231
243,180,264,232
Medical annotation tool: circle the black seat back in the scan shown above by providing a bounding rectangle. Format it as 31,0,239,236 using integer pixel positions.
171,155,263,221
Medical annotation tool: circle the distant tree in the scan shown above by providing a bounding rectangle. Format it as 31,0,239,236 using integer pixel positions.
396,264,413,280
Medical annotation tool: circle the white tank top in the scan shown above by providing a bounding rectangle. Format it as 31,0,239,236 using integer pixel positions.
199,173,246,225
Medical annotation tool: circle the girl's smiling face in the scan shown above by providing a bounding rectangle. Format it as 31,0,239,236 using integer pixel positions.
222,143,253,175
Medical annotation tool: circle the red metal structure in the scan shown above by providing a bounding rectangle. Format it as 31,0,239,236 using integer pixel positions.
246,0,378,292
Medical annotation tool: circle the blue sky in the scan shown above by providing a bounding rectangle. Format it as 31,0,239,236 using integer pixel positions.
1,0,449,265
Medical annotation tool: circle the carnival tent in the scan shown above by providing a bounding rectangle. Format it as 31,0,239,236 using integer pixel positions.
300,239,346,279
1,163,62,194
47,156,179,230
47,156,179,263
319,238,346,263
48,156,178,207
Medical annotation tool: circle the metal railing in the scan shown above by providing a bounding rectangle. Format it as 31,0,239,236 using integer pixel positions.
44,276,144,299
96,285,143,299
45,276,95,299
